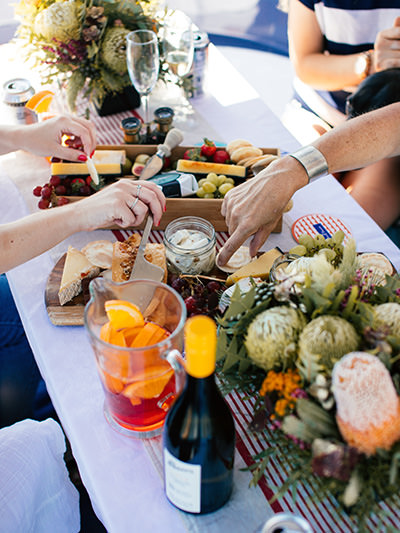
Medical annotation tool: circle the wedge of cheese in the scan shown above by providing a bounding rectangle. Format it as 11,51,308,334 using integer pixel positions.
225,248,282,286
58,246,100,305
51,150,126,176
176,159,246,178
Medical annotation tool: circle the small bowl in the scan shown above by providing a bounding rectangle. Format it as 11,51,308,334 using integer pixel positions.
163,216,216,275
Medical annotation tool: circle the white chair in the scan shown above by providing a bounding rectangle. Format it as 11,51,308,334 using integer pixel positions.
0,418,80,533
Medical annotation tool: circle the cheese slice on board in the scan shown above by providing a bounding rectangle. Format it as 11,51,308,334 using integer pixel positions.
58,246,100,305
176,159,246,178
51,150,125,176
225,248,282,286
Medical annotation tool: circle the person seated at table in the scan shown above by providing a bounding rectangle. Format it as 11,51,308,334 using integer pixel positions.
282,0,400,232
217,102,400,266
0,115,165,428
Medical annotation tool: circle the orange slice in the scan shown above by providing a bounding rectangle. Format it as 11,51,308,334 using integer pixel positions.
121,326,142,346
100,321,127,347
130,322,168,348
25,90,54,113
104,300,144,330
101,370,125,394
122,365,174,399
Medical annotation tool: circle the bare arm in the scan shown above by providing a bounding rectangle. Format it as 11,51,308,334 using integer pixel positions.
217,103,400,266
289,1,400,91
0,180,166,273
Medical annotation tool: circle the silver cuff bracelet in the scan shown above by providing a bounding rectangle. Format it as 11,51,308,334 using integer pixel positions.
289,146,329,183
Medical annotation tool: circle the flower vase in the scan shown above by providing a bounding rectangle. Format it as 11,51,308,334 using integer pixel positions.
95,85,141,117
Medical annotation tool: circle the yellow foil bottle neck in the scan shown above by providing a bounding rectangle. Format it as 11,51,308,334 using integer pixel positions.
184,316,216,378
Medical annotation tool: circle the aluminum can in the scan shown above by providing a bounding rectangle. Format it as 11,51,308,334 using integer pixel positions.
2,78,36,124
187,31,209,98
261,512,313,533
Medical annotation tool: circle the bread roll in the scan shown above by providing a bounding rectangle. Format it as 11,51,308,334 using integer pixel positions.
251,154,279,174
112,234,167,283
230,146,263,163
226,139,253,156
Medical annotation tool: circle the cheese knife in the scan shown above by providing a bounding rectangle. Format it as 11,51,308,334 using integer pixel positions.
86,155,100,185
140,128,184,181
129,214,164,281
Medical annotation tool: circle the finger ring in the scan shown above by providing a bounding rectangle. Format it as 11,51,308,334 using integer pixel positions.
129,184,142,211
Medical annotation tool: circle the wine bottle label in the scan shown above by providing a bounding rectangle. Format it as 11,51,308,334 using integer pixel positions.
164,448,201,513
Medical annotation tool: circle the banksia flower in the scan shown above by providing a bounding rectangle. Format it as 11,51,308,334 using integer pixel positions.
34,1,81,42
244,306,306,371
332,352,400,456
297,316,359,380
100,27,130,74
373,302,400,337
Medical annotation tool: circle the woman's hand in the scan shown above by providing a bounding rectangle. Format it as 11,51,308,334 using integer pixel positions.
73,179,166,231
218,158,307,266
18,115,96,160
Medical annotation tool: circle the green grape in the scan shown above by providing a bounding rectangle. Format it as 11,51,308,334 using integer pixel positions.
216,175,227,186
203,181,217,193
198,178,207,188
319,248,336,262
206,173,219,185
225,177,235,185
298,234,314,249
204,193,215,198
289,244,307,256
196,187,206,198
314,234,326,246
218,183,234,197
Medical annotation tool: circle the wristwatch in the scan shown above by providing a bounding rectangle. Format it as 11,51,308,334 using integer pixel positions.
289,146,329,184
355,50,373,81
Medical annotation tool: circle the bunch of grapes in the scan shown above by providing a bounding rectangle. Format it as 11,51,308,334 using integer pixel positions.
32,136,95,209
289,231,345,267
169,274,225,318
196,173,235,199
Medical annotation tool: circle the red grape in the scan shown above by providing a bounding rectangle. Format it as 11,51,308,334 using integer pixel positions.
41,185,53,199
55,185,67,195
33,186,42,197
38,198,50,209
50,175,61,187
57,197,70,206
184,296,198,314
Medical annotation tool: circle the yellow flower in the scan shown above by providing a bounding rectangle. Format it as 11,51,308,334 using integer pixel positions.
260,369,302,418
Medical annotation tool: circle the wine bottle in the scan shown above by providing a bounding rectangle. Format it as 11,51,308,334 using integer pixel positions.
163,315,236,514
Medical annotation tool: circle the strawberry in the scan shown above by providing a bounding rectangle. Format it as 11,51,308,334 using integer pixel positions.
200,138,217,159
183,148,207,161
71,177,86,194
213,149,230,164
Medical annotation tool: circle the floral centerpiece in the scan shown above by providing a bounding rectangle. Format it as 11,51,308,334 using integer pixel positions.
15,0,162,113
217,232,400,531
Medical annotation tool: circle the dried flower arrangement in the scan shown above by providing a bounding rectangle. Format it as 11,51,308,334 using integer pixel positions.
15,0,161,112
217,232,400,531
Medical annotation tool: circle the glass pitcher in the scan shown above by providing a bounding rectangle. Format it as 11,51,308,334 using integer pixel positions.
84,277,186,438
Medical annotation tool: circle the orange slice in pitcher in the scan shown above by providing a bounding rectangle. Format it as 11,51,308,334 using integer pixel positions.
123,366,174,399
104,300,144,330
101,370,125,394
25,90,55,113
100,321,127,347
130,322,168,348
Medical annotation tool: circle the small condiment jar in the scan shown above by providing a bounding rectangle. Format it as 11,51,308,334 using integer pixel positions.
153,106,174,144
164,216,216,275
120,116,142,144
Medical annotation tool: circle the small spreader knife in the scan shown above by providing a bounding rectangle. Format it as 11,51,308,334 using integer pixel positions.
140,128,184,181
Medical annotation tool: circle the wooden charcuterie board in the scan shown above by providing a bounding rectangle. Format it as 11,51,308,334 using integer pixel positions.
45,254,87,326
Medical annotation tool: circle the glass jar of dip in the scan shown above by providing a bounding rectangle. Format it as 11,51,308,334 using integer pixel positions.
164,216,216,275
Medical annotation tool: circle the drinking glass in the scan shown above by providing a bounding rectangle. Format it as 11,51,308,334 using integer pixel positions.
126,29,160,139
85,278,186,438
161,10,194,123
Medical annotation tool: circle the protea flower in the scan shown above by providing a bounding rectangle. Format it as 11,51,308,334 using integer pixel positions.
373,302,400,337
297,315,360,380
244,306,306,371
332,351,400,456
34,1,81,42
100,27,130,74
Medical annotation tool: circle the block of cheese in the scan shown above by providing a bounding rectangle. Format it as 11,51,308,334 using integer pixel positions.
225,248,282,286
176,159,246,178
51,150,125,176
58,246,100,305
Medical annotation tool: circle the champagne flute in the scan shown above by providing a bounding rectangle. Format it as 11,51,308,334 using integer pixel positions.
126,29,160,140
161,11,194,124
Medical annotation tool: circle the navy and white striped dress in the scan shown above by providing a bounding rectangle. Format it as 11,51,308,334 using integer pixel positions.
297,0,400,113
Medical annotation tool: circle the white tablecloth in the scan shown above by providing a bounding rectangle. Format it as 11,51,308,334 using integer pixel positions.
1,43,400,532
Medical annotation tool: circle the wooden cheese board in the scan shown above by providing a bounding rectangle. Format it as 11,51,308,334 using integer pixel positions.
45,253,87,326
56,144,283,232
